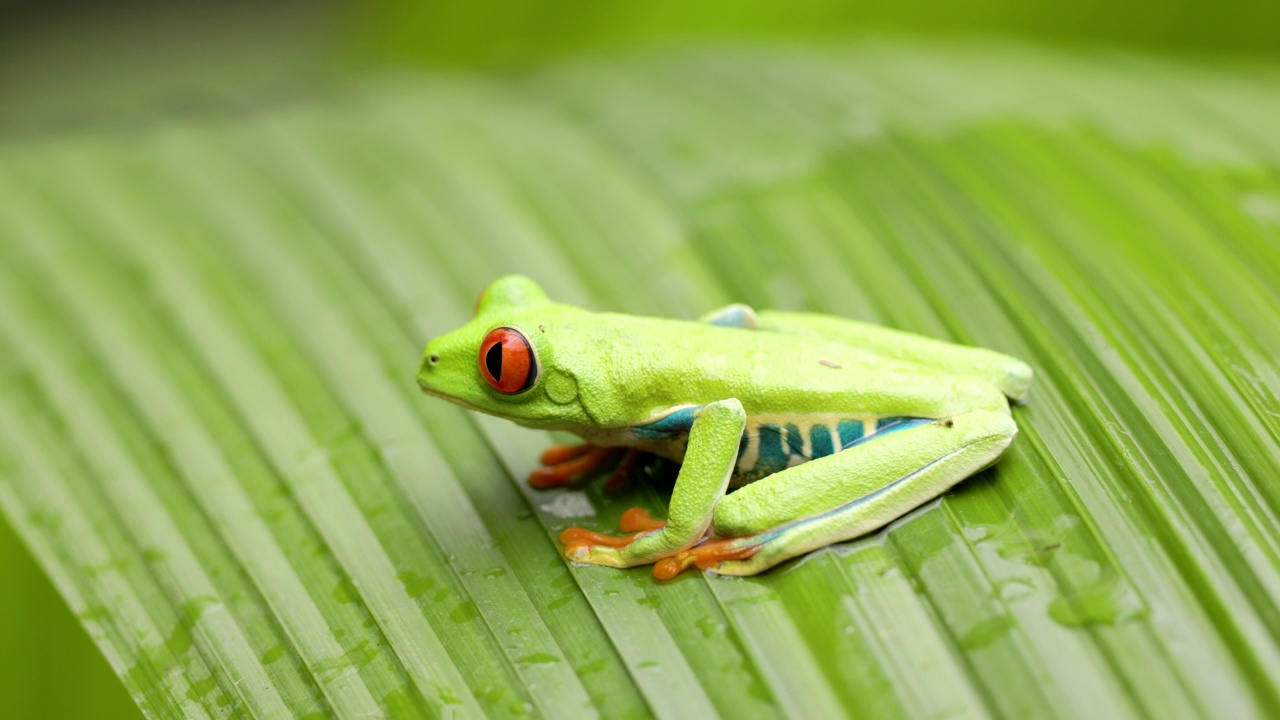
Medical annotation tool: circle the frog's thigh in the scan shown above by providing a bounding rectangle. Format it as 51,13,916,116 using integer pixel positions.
706,409,1016,576
756,309,1032,403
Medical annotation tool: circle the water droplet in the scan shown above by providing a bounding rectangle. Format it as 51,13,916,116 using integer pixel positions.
397,570,435,598
997,578,1036,602
957,615,1013,649
331,581,359,604
449,600,480,623
1048,572,1144,627
695,617,722,638
576,657,609,676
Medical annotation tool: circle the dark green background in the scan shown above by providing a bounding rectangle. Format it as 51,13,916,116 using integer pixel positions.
1,1,1276,717
350,0,1280,66
0,514,138,717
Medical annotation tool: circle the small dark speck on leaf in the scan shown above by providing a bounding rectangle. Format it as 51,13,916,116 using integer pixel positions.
819,359,842,369
1042,543,1062,551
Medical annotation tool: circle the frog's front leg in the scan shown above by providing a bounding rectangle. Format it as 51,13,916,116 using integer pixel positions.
560,399,746,568
656,409,1017,578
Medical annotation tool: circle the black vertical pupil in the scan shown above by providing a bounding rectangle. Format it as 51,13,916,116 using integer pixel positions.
485,342,503,380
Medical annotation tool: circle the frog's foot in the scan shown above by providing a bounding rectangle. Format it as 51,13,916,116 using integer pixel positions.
652,536,763,580
559,506,669,568
528,444,623,489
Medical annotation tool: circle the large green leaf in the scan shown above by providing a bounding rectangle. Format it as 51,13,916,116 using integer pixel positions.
2,39,1279,718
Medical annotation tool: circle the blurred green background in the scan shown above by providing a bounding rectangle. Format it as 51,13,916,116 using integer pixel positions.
349,0,1280,66
0,1,1276,718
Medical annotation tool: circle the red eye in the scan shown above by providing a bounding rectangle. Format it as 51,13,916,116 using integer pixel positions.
478,327,537,394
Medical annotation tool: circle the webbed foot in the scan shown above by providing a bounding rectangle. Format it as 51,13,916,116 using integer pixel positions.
652,537,763,580
559,506,668,567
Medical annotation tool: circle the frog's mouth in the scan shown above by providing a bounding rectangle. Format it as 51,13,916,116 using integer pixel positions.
417,382,527,424
417,382,482,412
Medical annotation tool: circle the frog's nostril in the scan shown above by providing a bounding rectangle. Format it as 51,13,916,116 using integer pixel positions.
427,354,440,366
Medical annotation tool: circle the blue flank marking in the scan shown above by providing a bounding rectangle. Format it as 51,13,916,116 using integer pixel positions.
809,425,834,459
705,305,754,328
842,417,932,451
783,424,805,458
634,406,700,440
836,419,864,448
639,410,934,483
755,424,790,474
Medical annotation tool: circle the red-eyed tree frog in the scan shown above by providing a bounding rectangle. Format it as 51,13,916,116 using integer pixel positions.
418,276,1031,579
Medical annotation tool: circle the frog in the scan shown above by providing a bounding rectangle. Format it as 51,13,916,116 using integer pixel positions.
417,275,1032,579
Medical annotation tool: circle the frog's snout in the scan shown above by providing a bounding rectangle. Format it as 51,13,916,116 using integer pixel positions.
417,348,442,393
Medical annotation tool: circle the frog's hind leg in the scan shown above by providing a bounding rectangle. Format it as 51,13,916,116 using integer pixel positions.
760,309,1031,403
657,409,1017,578
697,304,1030,402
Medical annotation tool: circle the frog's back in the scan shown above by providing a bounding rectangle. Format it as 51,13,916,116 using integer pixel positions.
558,311,1006,423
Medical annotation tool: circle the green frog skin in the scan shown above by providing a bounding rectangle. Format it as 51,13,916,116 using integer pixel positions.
418,276,1031,579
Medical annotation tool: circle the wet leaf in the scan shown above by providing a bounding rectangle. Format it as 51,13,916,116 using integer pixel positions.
1,39,1279,718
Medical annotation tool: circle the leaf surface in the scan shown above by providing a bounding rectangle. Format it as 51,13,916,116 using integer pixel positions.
2,40,1279,719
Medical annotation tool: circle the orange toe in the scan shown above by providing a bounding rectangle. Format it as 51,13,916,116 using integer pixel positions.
559,526,638,548
618,507,666,533
539,443,593,466
690,541,759,571
653,556,689,581
651,538,762,580
529,446,622,489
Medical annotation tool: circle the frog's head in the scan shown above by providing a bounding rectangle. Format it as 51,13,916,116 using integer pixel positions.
417,275,590,429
